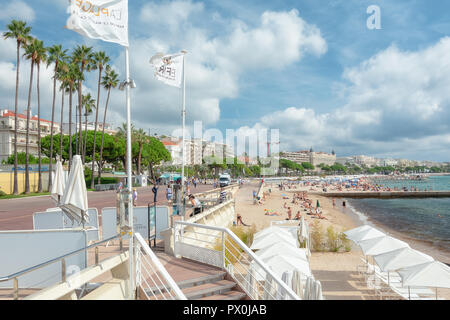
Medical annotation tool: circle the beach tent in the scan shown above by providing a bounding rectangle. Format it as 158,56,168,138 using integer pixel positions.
373,247,434,272
250,232,297,250
358,236,409,256
50,161,66,206
59,155,89,225
397,261,450,299
255,242,308,262
344,225,372,238
345,227,385,243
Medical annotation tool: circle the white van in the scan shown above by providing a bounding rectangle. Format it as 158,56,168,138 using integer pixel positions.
219,174,231,187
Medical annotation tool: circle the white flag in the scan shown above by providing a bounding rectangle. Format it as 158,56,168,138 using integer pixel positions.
66,0,129,47
150,53,184,88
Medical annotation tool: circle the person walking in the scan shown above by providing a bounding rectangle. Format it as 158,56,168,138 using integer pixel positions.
166,184,173,203
152,184,158,204
132,188,138,207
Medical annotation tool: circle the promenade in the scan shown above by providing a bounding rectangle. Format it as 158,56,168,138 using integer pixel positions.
0,184,213,230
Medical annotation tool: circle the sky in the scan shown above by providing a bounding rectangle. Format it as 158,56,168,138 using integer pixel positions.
0,0,450,162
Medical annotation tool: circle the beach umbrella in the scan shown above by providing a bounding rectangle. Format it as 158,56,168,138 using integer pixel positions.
343,225,372,238
345,227,385,243
254,226,294,240
358,235,409,256
50,161,66,206
300,216,309,242
256,242,308,262
291,269,304,299
397,261,450,300
373,247,434,272
316,200,320,208
279,271,293,300
59,155,89,225
314,280,323,300
250,232,297,250
251,255,311,281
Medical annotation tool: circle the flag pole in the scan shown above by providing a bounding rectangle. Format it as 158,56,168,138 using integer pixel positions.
181,50,187,217
125,46,134,300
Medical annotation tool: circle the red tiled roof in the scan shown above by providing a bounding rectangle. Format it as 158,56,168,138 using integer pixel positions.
1,110,57,124
163,141,179,146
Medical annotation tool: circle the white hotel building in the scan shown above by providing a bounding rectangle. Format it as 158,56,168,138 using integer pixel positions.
0,109,61,162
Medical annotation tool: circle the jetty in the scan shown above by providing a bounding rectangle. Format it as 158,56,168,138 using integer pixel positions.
313,191,450,199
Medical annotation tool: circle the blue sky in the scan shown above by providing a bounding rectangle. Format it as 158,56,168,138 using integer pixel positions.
1,0,450,162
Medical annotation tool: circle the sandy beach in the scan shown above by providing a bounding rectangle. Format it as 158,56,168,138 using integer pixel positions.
235,181,450,300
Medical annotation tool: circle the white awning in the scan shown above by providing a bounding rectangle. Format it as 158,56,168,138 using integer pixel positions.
358,235,409,256
373,247,434,272
398,261,450,289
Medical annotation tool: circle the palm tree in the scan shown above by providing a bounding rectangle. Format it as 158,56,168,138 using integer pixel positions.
72,45,94,160
2,20,31,195
117,123,135,174
65,62,80,170
89,51,110,189
97,66,119,184
82,93,95,162
23,38,40,194
34,40,47,193
56,61,69,162
134,128,147,175
46,45,67,190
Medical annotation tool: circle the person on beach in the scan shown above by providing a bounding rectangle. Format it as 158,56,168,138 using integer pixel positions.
236,213,249,226
332,198,336,208
287,207,292,220
295,211,301,220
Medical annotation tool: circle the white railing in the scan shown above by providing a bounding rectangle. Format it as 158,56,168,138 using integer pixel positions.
134,233,186,300
173,221,300,300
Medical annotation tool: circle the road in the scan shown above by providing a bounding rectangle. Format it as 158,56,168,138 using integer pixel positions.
0,184,213,230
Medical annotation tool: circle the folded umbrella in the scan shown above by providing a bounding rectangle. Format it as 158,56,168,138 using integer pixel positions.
50,161,66,206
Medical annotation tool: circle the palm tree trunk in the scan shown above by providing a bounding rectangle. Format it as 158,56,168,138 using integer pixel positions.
25,60,35,194
48,62,58,191
78,81,83,160
37,63,42,193
97,87,111,185
83,114,88,162
13,40,20,195
137,145,142,174
91,68,102,189
68,85,73,171
59,85,65,162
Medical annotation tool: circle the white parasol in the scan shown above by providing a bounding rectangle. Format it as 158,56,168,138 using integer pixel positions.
59,155,89,225
50,161,66,206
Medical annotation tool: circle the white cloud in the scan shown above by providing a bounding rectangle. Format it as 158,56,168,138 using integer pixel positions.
103,2,327,134
0,0,35,22
239,38,450,161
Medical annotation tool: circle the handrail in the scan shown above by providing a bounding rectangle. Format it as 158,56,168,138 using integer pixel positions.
0,235,121,283
174,221,300,300
134,233,187,300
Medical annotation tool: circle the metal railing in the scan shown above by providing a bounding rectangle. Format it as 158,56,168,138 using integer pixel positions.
173,221,301,300
0,235,121,300
134,233,186,300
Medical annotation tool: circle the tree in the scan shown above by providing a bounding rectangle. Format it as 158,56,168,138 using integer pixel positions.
23,37,40,194
55,60,69,162
46,44,67,190
34,39,47,192
72,45,94,158
144,137,171,181
133,128,147,175
82,93,95,162
3,20,31,195
302,162,315,170
97,65,119,184
89,51,110,189
65,62,80,170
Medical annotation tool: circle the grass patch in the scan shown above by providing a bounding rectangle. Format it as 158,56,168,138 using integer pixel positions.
0,192,51,199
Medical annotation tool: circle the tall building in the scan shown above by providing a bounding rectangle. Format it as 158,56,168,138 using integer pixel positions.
62,122,117,136
280,150,336,166
0,109,61,162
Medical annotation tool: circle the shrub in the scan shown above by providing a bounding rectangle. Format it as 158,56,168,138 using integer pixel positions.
327,226,342,252
310,220,325,252
0,190,6,197
339,232,352,252
214,225,257,266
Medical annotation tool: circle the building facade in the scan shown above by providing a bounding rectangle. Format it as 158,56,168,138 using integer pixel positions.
281,150,336,166
0,109,61,162
62,122,117,136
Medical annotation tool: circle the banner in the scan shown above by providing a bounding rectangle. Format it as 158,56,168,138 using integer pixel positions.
66,0,129,47
150,53,184,88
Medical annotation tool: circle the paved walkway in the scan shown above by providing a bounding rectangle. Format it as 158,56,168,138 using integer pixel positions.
0,184,213,230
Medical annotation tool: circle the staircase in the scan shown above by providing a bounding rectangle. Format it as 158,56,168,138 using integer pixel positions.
141,252,247,300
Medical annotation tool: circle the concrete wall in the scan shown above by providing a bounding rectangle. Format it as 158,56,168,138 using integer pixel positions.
0,171,50,194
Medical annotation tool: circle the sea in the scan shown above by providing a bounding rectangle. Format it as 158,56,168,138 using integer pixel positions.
346,175,450,255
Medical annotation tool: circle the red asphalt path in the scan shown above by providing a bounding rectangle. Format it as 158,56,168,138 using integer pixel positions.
0,184,213,230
